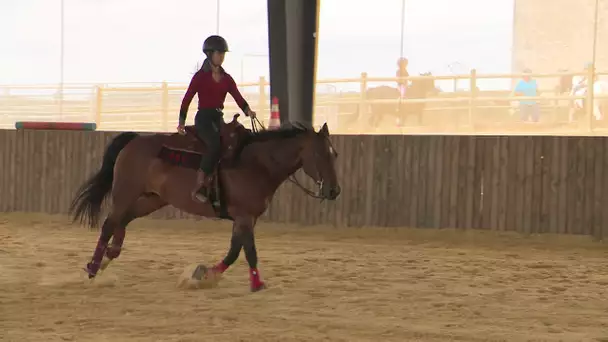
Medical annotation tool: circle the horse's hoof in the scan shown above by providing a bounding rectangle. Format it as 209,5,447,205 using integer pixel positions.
250,282,267,292
83,267,96,279
193,193,208,204
191,264,208,280
85,262,100,279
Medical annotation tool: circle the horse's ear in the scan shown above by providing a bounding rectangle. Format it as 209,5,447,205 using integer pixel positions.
319,122,329,136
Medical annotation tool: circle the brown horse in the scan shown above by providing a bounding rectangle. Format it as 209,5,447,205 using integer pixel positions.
69,114,341,292
363,72,439,128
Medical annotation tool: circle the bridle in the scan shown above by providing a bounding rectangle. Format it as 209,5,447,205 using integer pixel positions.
249,116,329,200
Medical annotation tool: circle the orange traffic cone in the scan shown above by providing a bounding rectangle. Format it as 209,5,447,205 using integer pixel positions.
269,96,281,129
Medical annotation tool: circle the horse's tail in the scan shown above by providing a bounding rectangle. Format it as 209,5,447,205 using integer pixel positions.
69,132,139,228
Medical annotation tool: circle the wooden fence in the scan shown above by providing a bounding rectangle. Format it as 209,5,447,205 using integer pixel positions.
3,69,608,133
0,129,607,238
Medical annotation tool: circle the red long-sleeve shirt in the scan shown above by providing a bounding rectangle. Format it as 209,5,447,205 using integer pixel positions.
179,68,250,123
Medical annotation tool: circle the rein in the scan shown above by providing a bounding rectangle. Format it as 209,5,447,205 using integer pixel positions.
249,116,265,133
248,115,326,200
289,176,326,200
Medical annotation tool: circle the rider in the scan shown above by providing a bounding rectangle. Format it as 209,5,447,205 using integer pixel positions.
177,35,256,203
396,57,409,98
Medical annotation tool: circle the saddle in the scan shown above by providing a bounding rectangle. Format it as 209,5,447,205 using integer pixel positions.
158,114,250,219
159,113,250,169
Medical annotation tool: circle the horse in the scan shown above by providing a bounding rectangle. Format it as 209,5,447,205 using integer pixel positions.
69,114,341,292
568,76,608,122
403,72,440,124
364,72,438,128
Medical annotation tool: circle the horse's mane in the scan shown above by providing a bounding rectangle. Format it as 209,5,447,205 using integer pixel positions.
243,122,312,144
236,121,313,157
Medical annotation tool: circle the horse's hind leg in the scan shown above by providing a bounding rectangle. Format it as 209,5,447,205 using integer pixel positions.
87,194,166,278
105,193,167,261
86,185,143,278
86,220,115,278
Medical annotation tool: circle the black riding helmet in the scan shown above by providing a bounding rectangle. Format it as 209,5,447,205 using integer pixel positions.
203,35,229,55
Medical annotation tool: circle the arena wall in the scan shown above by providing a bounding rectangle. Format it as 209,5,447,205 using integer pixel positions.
0,129,606,238
512,0,608,74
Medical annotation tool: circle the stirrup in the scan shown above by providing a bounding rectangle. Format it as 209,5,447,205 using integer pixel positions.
192,185,209,203
193,192,208,203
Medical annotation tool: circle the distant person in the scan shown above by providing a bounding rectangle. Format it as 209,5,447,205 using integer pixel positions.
396,57,409,98
571,62,594,94
513,68,540,122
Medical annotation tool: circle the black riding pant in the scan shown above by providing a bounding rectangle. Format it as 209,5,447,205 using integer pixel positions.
194,108,222,174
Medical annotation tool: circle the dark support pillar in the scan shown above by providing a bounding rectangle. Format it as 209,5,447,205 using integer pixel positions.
267,0,289,124
267,0,319,126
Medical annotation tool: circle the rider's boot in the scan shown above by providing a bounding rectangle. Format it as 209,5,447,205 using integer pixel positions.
192,169,213,203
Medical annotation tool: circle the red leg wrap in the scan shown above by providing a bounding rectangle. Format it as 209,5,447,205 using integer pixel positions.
86,240,108,277
91,240,107,265
106,228,125,259
249,268,265,291
213,261,229,273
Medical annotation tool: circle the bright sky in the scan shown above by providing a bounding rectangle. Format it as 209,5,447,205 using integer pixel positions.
0,0,514,89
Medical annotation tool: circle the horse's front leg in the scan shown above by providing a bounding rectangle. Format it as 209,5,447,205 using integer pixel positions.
209,222,243,275
235,215,266,292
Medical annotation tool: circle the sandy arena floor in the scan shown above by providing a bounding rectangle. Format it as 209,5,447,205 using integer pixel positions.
1,213,608,342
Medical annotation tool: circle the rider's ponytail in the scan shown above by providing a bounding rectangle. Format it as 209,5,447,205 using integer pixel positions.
200,57,225,74
200,58,212,72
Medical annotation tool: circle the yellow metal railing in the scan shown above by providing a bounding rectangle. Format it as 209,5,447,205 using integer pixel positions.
1,69,607,134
